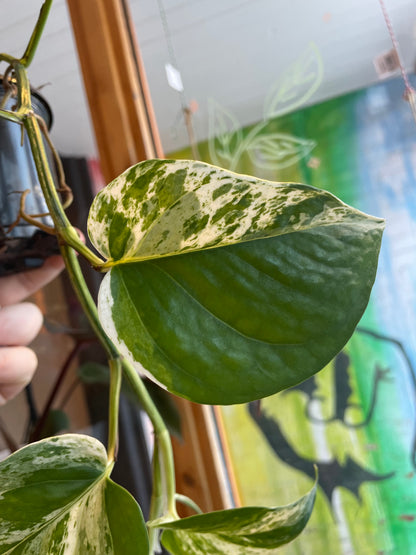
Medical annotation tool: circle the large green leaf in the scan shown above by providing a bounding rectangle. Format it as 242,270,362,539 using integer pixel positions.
90,160,384,404
0,434,148,554
157,480,316,554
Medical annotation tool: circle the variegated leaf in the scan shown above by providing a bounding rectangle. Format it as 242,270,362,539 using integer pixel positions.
264,42,323,120
158,480,316,554
88,159,381,265
90,160,384,404
0,434,148,554
246,133,316,170
208,99,243,168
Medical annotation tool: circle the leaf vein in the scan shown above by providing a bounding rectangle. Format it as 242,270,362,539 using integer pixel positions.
151,262,303,347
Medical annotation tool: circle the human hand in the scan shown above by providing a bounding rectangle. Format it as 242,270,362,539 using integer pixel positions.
0,256,65,404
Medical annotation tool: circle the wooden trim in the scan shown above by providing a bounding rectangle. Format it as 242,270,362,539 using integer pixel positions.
213,405,241,507
172,400,235,516
120,0,163,158
66,0,163,183
67,0,236,514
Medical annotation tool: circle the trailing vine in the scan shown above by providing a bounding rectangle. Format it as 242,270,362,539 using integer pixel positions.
0,2,384,553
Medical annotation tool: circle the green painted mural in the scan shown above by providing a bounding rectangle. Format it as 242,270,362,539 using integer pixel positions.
171,75,416,554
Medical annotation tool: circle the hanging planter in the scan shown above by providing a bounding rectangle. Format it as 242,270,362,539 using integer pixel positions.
0,78,59,276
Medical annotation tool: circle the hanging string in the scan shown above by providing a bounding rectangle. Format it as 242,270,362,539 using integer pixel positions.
378,0,416,121
157,0,200,158
156,0,187,110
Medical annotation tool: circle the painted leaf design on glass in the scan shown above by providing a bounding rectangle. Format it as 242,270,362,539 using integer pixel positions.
264,42,323,120
246,133,316,170
208,98,243,168
90,159,384,405
0,434,148,554
158,480,316,554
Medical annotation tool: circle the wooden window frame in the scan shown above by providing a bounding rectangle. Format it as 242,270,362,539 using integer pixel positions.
66,0,239,514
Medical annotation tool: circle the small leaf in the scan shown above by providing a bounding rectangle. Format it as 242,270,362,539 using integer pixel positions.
264,42,323,120
0,434,148,553
246,133,316,170
91,160,384,404
78,361,111,384
37,409,70,439
208,99,243,168
158,480,317,554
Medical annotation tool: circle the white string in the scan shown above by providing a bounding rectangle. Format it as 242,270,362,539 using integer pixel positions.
156,0,187,110
378,0,416,121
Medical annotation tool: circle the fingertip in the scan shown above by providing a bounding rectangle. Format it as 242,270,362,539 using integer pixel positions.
0,346,38,403
0,255,65,306
0,303,44,346
42,254,65,272
21,302,44,343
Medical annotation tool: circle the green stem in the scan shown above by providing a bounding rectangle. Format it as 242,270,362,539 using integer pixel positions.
60,247,121,461
8,61,32,115
0,108,22,124
60,247,117,358
122,359,178,520
1,59,102,267
0,1,54,120
0,53,15,65
175,494,203,515
61,247,177,517
20,0,54,68
1,23,179,530
107,358,122,463
23,109,104,267
148,442,164,554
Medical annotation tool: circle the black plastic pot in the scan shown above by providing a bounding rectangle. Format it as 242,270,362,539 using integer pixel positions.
0,80,59,276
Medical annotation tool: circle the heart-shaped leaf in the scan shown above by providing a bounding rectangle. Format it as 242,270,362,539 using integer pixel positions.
157,480,316,554
90,160,384,405
0,434,148,553
88,159,382,264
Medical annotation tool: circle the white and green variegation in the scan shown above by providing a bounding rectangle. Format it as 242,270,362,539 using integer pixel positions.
88,159,381,264
157,479,317,554
89,159,384,405
0,434,148,554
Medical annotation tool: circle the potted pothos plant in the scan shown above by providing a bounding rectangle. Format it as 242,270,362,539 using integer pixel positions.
0,1,384,553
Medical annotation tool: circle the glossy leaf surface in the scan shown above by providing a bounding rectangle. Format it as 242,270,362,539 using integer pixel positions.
0,434,148,554
159,481,316,554
88,159,381,264
92,160,384,405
